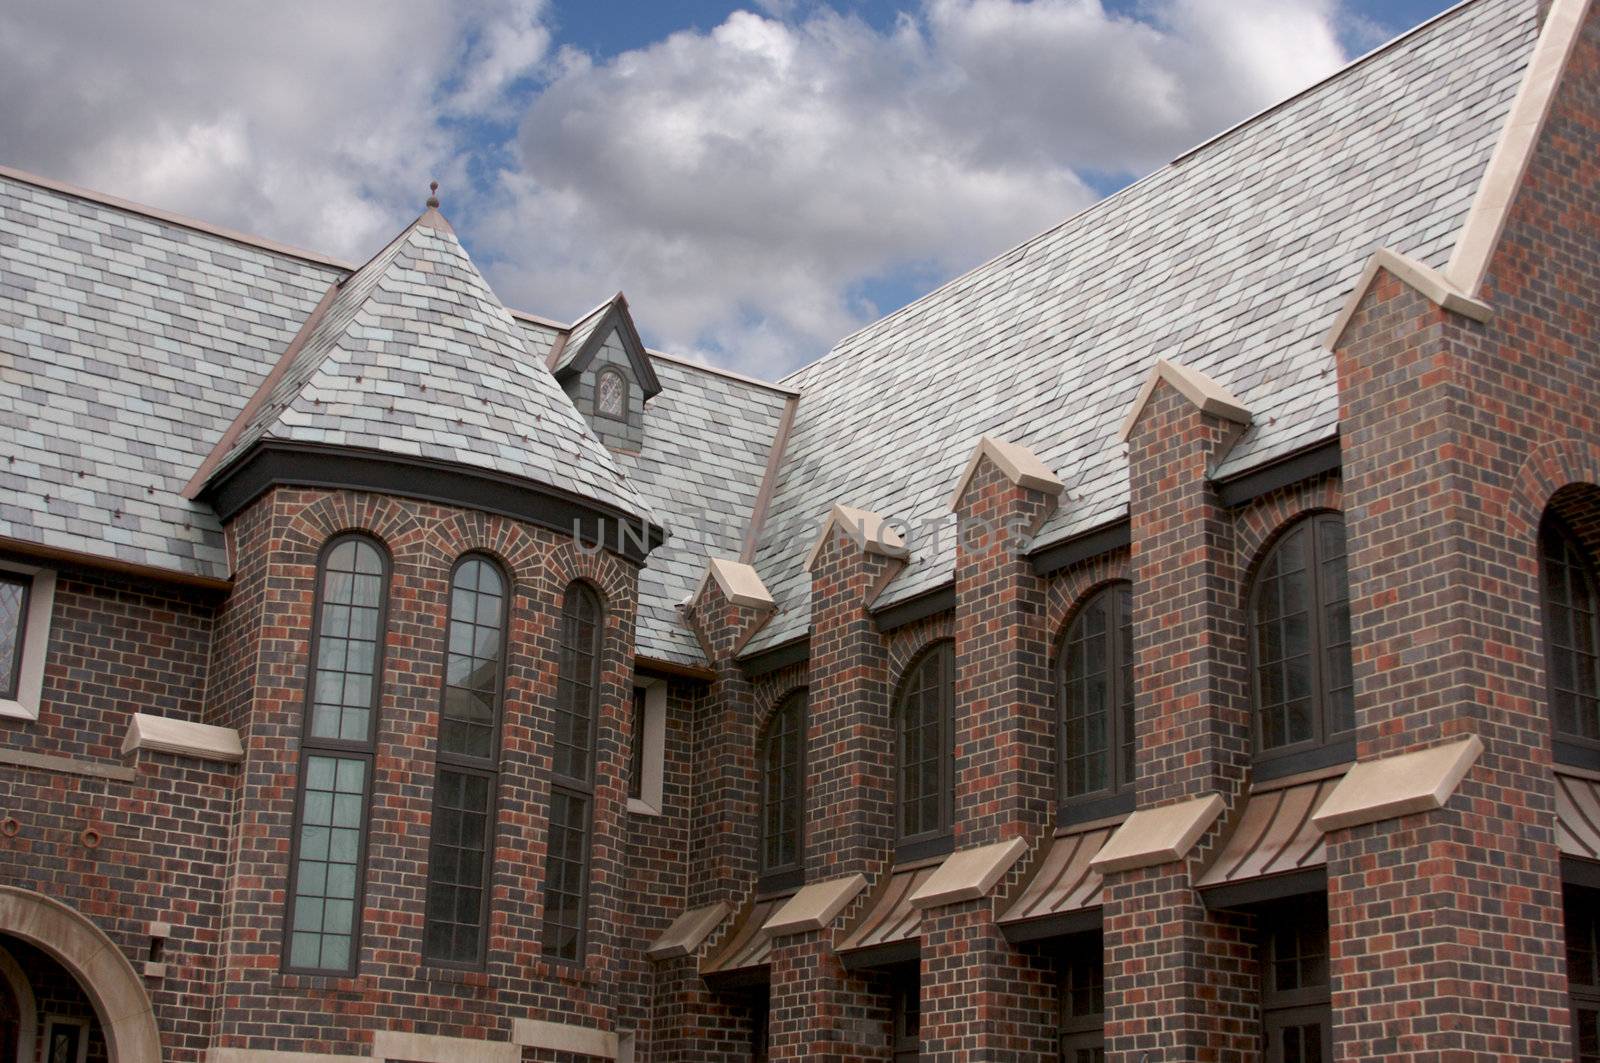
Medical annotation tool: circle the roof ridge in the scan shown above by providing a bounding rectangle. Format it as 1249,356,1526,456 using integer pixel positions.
646,349,800,397
777,0,1499,388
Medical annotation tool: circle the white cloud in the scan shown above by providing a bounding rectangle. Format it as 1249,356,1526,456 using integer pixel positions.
0,0,551,259
477,0,1351,376
0,0,1353,377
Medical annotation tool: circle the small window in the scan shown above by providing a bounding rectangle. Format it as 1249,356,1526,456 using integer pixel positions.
1542,517,1600,760
895,642,954,858
1058,583,1134,813
759,691,806,884
596,368,628,420
424,555,507,966
0,574,30,702
1250,514,1353,772
543,582,603,962
286,534,388,974
1567,885,1600,1060
1058,932,1105,1062
1261,896,1331,1063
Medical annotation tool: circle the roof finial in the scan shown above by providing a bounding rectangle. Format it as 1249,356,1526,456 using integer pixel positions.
426,180,440,210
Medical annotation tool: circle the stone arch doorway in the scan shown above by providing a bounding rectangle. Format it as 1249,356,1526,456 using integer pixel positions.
0,887,160,1063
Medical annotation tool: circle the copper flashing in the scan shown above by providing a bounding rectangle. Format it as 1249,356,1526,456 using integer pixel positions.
700,894,789,979
838,861,940,957
741,394,800,563
1000,823,1116,930
1196,770,1344,891
0,537,231,594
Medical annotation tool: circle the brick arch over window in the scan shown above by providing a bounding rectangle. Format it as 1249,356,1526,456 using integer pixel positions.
0,887,162,1063
420,511,553,588
544,540,637,615
1234,473,1343,583
887,613,956,682
1045,550,1131,639
1508,439,1600,554
281,491,427,564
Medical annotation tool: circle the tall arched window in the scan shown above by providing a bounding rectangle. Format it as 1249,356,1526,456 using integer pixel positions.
1249,514,1353,772
424,555,507,966
759,691,806,886
1059,583,1135,812
896,641,954,858
543,582,603,962
286,534,388,974
1542,516,1600,755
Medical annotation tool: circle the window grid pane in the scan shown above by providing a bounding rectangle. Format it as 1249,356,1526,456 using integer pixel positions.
542,788,590,961
761,693,805,873
440,558,504,760
1060,586,1135,801
1545,522,1600,742
898,644,951,841
424,768,492,964
0,575,29,701
289,754,367,971
555,587,602,782
309,539,385,742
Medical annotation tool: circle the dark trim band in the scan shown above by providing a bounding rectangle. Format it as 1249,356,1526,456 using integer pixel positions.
1030,520,1132,577
1214,437,1341,507
740,637,810,678
999,906,1102,945
873,586,956,633
1199,867,1327,911
204,441,665,565
838,940,919,971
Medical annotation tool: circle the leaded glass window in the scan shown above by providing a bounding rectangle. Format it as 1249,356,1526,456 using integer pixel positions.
543,582,603,961
1251,515,1353,762
286,534,387,974
0,574,29,702
424,555,507,966
1059,584,1134,804
895,641,953,853
760,692,806,878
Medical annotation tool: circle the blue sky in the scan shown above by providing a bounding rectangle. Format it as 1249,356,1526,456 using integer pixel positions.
0,0,1463,377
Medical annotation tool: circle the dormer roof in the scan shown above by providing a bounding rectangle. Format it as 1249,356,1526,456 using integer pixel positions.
548,292,662,401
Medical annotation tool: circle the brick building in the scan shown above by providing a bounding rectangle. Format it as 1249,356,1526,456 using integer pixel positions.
0,0,1596,1059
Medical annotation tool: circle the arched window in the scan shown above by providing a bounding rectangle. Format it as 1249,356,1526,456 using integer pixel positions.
543,582,603,962
286,534,388,974
1542,517,1600,753
759,691,806,885
1059,583,1134,810
424,555,507,966
895,641,954,858
1249,514,1353,770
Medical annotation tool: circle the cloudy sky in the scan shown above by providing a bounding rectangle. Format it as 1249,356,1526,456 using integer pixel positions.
0,0,1454,378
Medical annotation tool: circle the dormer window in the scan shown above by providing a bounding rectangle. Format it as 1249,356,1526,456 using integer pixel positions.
596,368,628,420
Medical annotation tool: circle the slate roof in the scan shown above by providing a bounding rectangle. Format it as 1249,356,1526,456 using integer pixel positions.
202,211,653,524
0,171,342,577
550,296,613,374
612,355,793,665
742,0,1541,655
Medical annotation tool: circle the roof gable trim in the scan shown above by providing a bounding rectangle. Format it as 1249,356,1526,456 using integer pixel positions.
804,503,911,573
1446,0,1595,297
948,435,1065,510
552,294,663,399
1323,248,1492,352
1117,359,1252,444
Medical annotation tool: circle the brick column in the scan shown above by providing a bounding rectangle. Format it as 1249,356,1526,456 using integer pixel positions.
1329,264,1569,1061
762,507,904,1060
662,559,777,1059
917,437,1063,1062
1105,368,1258,1063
